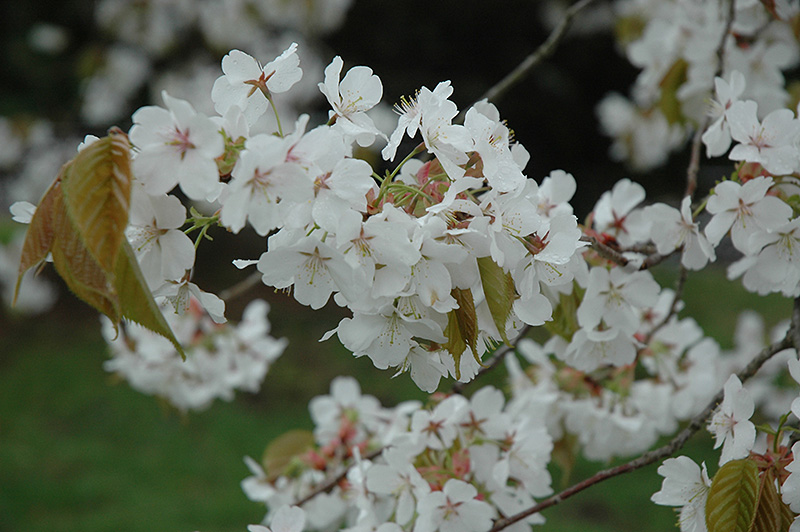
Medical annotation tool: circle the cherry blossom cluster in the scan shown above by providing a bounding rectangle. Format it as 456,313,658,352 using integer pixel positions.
85,0,354,125
13,5,800,531
242,377,552,532
103,39,600,390
700,70,800,297
651,361,800,532
102,298,287,412
598,0,800,170
0,0,358,318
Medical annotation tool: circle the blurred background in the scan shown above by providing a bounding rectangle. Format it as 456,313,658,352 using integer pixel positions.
0,1,790,531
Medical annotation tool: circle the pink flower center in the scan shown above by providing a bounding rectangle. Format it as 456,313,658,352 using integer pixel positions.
169,127,195,160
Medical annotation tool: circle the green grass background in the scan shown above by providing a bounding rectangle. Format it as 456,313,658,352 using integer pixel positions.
0,265,793,532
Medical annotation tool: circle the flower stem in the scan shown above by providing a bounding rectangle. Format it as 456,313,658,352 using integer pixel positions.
266,93,285,137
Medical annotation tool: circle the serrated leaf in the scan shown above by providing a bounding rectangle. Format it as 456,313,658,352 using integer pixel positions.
49,183,122,323
551,433,579,489
444,310,467,380
477,256,516,345
658,59,688,125
15,129,183,357
114,239,185,359
780,493,796,532
262,429,315,482
751,469,791,532
443,288,478,380
60,128,132,274
614,14,646,45
14,175,62,305
706,458,759,532
543,283,582,341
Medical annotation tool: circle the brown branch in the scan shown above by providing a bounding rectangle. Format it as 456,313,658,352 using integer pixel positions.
469,0,598,109
643,265,689,345
489,295,800,532
580,235,676,270
685,0,735,199
452,325,532,395
218,271,262,302
293,447,384,507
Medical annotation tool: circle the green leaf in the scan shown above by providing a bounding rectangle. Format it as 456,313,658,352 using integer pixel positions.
14,176,62,305
60,127,132,274
551,433,579,488
114,239,185,359
15,129,184,357
614,14,646,45
443,288,479,380
751,469,792,532
706,458,759,532
657,58,688,125
261,429,315,482
543,283,582,341
16,164,121,321
49,182,122,323
477,256,516,345
780,493,797,532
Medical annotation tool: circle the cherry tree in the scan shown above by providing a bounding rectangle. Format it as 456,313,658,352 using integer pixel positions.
11,1,800,531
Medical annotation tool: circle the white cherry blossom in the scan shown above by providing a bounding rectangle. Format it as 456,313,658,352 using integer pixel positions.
334,304,446,371
413,479,493,532
591,178,649,246
129,91,224,200
319,56,384,147
383,81,453,162
645,196,715,270
702,70,746,157
704,176,792,253
257,233,355,310
727,99,800,174
126,187,195,287
707,374,756,465
464,101,525,194
728,217,800,296
365,446,430,526
577,267,660,335
212,44,302,126
221,131,312,236
561,326,638,372
651,456,711,532
248,505,306,532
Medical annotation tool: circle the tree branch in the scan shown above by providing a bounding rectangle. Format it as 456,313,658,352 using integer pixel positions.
580,235,676,270
293,447,384,507
643,265,689,345
452,325,532,395
219,271,262,302
475,0,598,106
684,0,735,199
489,295,800,532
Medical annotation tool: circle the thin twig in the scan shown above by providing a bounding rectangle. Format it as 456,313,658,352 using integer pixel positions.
581,235,675,270
685,0,735,199
643,265,689,345
489,312,799,532
581,235,630,267
293,447,384,507
452,325,532,395
463,0,598,115
218,271,262,302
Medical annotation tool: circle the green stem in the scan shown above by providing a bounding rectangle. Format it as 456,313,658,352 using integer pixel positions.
387,182,436,204
194,224,211,249
378,143,426,202
692,197,708,219
388,143,426,181
266,93,285,137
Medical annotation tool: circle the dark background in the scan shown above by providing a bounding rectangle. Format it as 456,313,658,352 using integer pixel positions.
0,0,697,218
